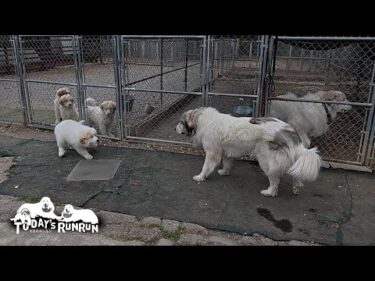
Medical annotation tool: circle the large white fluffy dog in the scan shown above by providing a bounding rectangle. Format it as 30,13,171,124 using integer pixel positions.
11,197,59,225
85,97,116,137
175,107,322,197
54,87,79,125
60,204,98,224
54,120,99,160
269,90,352,147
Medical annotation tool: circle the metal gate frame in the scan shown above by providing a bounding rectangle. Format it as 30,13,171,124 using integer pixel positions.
205,35,267,118
263,36,375,171
119,35,207,145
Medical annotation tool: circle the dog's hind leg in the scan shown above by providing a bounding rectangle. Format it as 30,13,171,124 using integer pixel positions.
292,179,304,195
193,151,221,182
260,174,280,197
218,156,233,176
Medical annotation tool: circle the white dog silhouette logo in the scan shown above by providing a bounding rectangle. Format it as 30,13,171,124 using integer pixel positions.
10,197,99,234
10,197,59,225
61,204,99,224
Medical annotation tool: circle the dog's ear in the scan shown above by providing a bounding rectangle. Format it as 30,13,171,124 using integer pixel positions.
100,103,105,111
79,132,88,144
59,97,66,105
57,88,69,97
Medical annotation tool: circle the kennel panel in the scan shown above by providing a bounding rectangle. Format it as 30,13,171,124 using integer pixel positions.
24,82,78,126
0,80,24,124
267,38,375,168
19,36,76,84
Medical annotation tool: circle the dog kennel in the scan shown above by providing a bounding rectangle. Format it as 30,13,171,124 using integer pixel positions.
0,35,374,171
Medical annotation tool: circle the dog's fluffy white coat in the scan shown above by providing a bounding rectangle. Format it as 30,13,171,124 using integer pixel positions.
54,120,98,160
269,90,352,147
176,107,322,197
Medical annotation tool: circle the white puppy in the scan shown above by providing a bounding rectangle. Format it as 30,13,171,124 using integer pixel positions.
54,120,99,160
176,107,322,197
269,90,352,147
60,204,99,224
85,97,116,137
11,197,59,225
54,87,79,125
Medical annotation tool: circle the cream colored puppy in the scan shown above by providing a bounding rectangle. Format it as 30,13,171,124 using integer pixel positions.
85,97,116,137
54,87,79,125
54,120,99,160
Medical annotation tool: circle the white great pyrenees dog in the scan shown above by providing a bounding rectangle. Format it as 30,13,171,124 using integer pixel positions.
54,120,99,160
175,107,322,197
269,90,352,147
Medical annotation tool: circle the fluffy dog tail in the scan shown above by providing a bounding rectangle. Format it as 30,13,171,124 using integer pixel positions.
287,145,321,182
86,97,97,107
270,127,321,182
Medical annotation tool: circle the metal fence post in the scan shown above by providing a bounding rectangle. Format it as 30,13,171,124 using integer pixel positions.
364,61,375,166
201,36,208,106
160,38,164,108
73,35,86,121
112,35,124,140
184,38,189,92
12,35,28,126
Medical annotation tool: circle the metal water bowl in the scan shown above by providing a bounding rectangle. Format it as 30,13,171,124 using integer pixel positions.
233,105,253,117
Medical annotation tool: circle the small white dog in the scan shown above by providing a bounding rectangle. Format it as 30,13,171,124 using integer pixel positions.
54,119,99,160
54,87,79,125
60,204,99,224
10,197,59,225
85,97,116,137
176,107,322,197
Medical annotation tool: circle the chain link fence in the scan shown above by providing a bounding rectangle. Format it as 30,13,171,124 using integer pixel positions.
0,35,374,170
0,35,24,124
266,37,375,169
207,35,262,118
121,36,204,143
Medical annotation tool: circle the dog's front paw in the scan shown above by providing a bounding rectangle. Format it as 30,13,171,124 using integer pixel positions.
218,169,230,176
193,174,205,182
84,154,93,160
260,187,278,197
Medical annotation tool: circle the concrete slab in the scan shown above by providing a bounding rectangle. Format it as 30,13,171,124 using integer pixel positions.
67,159,121,181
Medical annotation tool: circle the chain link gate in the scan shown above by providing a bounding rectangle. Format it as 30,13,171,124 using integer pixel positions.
205,35,265,118
1,35,375,172
264,36,375,171
119,35,206,144
0,36,25,125
14,35,123,139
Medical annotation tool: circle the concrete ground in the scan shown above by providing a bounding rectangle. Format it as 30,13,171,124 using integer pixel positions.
0,130,375,246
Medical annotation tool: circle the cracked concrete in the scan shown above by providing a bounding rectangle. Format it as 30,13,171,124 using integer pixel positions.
0,133,375,245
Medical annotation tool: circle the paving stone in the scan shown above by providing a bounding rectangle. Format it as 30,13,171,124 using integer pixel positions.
156,238,174,246
140,216,162,226
181,222,208,235
161,219,180,232
208,236,237,246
